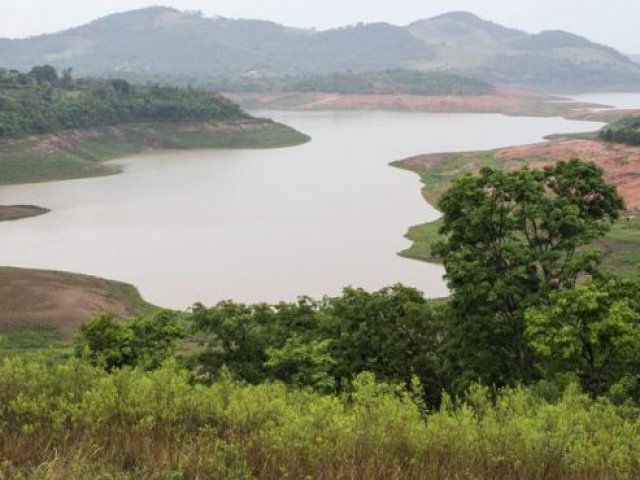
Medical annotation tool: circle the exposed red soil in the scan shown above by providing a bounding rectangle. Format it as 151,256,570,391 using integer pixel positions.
496,139,640,209
227,92,603,116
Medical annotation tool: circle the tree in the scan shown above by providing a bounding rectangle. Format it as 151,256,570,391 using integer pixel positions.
60,68,74,89
526,277,640,398
324,285,445,402
28,65,58,85
265,335,337,392
75,310,184,370
75,312,133,370
434,160,624,388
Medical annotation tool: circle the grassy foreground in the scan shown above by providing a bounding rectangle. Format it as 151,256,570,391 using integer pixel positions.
393,139,640,274
0,267,155,351
0,120,309,186
0,357,638,480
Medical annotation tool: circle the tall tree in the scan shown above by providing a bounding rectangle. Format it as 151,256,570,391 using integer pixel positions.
434,160,624,388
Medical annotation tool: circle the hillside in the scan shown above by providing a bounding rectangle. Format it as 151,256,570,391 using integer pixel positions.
0,267,154,343
0,8,638,90
600,116,640,145
0,66,309,184
207,70,495,96
0,66,248,139
408,13,640,89
0,7,429,77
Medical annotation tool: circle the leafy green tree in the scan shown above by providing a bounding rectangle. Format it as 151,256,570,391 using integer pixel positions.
128,310,186,369
434,160,624,388
265,335,337,391
75,312,133,370
190,301,275,382
526,277,640,397
28,65,58,85
324,285,445,400
75,310,184,371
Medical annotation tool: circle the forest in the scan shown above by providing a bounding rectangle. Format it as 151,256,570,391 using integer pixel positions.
202,70,495,96
2,159,640,479
601,116,640,145
0,65,249,139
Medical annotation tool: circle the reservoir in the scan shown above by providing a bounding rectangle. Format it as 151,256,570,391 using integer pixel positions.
0,109,612,308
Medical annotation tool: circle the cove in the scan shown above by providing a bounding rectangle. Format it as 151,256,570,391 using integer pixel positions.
0,110,604,308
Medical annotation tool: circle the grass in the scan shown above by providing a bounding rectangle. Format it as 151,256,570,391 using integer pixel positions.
0,327,63,351
393,148,640,274
0,120,310,186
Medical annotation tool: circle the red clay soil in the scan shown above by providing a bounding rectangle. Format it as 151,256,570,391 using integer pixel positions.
496,139,640,210
227,92,603,116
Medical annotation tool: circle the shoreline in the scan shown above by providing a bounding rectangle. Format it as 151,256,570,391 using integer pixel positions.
0,205,50,222
226,91,625,120
392,132,640,274
0,119,310,188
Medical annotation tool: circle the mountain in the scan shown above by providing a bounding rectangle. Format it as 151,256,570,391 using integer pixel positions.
408,13,640,89
631,55,640,64
0,7,429,77
0,7,638,91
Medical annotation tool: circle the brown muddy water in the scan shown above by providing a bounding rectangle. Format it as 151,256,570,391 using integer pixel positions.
0,110,608,308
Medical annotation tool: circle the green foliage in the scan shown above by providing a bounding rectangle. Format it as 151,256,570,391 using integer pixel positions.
189,285,446,404
0,66,248,139
265,335,336,391
207,70,495,96
527,277,640,398
434,160,624,388
600,116,640,146
2,8,639,90
0,356,639,479
75,310,184,370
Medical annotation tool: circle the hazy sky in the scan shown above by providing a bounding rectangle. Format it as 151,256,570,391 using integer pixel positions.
2,0,640,53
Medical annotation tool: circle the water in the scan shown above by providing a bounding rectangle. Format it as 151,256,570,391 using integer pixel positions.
571,92,640,110
0,109,616,309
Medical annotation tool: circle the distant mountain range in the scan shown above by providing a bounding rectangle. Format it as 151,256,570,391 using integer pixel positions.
1,7,638,91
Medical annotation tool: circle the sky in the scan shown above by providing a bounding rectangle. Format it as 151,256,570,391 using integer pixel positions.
2,0,640,53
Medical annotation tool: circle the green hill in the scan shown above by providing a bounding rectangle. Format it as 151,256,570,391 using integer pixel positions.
0,66,310,185
600,116,640,145
0,66,248,139
0,8,638,92
0,7,429,78
206,70,495,96
408,12,640,89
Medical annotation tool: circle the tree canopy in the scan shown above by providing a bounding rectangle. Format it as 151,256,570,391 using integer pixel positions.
433,160,624,388
0,66,249,139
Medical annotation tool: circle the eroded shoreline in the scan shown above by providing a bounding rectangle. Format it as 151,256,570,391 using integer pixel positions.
393,124,640,273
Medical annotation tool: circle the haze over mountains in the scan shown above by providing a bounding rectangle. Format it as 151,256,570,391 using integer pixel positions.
1,7,639,91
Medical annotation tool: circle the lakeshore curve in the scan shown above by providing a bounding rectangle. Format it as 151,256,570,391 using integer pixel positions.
393,133,640,274
0,119,310,187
